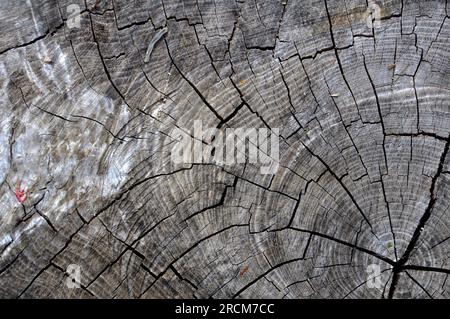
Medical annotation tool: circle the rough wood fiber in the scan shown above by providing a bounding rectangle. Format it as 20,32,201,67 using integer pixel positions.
1,0,450,299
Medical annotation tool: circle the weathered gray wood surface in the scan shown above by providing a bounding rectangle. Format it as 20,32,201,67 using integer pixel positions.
0,0,450,298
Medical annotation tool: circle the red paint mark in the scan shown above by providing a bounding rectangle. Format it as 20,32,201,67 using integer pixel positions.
15,181,27,204
240,265,249,276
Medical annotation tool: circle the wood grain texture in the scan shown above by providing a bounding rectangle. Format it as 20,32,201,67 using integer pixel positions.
1,0,450,299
